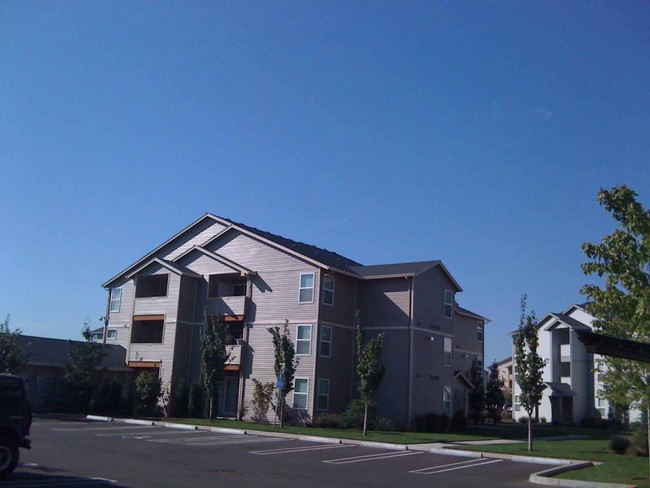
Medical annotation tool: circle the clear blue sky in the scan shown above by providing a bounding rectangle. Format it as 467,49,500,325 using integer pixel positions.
1,2,649,364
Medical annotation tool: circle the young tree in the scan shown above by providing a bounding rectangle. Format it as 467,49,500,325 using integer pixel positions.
0,315,28,374
201,314,231,421
63,325,106,413
514,296,546,451
355,310,386,436
485,361,506,424
468,359,485,424
269,320,297,428
251,378,276,422
581,185,650,474
134,370,162,417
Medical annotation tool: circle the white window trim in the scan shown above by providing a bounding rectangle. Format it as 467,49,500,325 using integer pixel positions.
293,377,309,410
296,324,312,356
320,325,332,358
322,275,335,306
317,378,329,411
106,329,117,340
443,337,452,367
477,322,483,342
110,287,122,313
477,356,483,371
299,273,315,304
444,289,453,319
443,386,452,415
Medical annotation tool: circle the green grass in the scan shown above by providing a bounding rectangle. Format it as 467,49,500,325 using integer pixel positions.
557,456,650,488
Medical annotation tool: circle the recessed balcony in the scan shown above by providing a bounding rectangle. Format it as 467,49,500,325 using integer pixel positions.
560,343,571,362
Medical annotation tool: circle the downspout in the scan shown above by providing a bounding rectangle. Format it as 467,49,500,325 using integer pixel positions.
407,276,414,426
351,279,358,399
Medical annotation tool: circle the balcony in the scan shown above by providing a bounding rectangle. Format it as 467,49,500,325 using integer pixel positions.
226,344,242,370
206,296,248,320
560,343,571,362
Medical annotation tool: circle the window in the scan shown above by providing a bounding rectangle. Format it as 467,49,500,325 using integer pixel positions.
443,337,452,366
444,289,453,319
297,325,312,355
323,275,334,306
477,356,483,371
135,275,169,298
320,325,332,357
294,378,309,410
299,273,315,303
514,395,521,412
317,378,329,410
110,288,122,312
106,329,117,340
443,386,452,415
208,274,246,298
131,319,164,343
597,397,606,417
477,322,483,342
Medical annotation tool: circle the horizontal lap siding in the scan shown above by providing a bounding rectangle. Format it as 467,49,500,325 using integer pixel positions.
411,328,453,419
161,220,227,261
315,324,354,413
318,273,357,327
356,279,411,328
413,266,455,336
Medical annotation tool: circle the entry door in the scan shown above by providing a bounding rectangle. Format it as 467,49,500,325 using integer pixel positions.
221,377,239,417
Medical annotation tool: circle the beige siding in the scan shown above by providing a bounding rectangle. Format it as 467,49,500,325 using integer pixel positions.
161,219,228,261
356,278,411,328
318,273,357,327
411,328,454,418
454,313,484,378
315,324,354,413
413,266,456,336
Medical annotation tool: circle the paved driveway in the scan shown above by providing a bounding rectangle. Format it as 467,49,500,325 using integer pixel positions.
9,418,543,487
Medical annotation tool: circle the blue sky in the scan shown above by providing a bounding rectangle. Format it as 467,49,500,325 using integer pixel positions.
1,2,649,364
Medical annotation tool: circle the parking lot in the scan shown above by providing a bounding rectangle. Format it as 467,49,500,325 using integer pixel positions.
9,418,544,487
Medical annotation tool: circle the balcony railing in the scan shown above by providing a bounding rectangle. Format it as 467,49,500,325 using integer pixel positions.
206,296,247,318
560,343,571,362
226,344,241,367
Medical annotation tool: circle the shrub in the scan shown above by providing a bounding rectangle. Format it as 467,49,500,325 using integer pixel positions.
119,380,133,416
188,382,204,418
540,417,547,424
374,417,394,432
134,371,162,417
344,399,375,429
631,424,648,457
314,413,348,429
609,435,631,455
450,410,467,432
174,380,189,418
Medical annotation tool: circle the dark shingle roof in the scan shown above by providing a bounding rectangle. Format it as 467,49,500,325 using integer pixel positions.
456,305,489,321
350,260,441,278
550,313,591,331
18,335,130,371
219,217,362,271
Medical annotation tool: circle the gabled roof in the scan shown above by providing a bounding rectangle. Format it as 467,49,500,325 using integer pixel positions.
173,246,254,276
541,313,591,332
17,335,131,371
456,305,489,322
125,257,202,280
350,260,462,291
453,371,474,389
496,356,512,366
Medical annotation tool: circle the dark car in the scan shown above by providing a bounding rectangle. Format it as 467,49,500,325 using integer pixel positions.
0,374,32,478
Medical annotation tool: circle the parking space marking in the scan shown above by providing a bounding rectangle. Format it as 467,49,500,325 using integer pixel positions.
148,435,286,447
324,450,423,464
96,429,205,438
410,458,503,475
52,425,156,432
250,444,353,455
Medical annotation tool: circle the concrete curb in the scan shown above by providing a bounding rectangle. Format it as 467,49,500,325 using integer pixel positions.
119,418,155,426
428,447,482,458
156,422,198,430
298,435,342,444
209,427,248,435
86,415,113,422
529,462,637,488
351,440,407,451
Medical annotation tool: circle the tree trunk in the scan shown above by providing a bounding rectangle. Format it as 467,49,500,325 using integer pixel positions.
280,395,285,429
363,402,368,436
209,393,214,421
646,384,649,481
528,416,533,451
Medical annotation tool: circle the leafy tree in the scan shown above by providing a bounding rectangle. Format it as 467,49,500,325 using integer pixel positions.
63,325,106,413
514,295,546,451
468,359,485,424
485,361,506,424
251,378,275,422
0,315,28,374
134,370,162,417
201,314,231,420
580,185,650,475
269,320,298,428
355,310,386,436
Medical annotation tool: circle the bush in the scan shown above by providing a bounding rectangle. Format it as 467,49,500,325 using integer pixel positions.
174,380,189,418
134,371,162,417
344,399,375,429
314,413,348,429
631,424,648,457
251,379,275,422
450,410,467,432
374,417,394,432
119,380,133,416
609,435,631,455
188,382,204,418
412,413,450,433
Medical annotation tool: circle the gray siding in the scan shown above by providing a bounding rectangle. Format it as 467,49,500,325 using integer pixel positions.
413,266,456,336
411,328,454,418
356,278,411,328
315,324,354,414
318,273,357,327
454,313,484,378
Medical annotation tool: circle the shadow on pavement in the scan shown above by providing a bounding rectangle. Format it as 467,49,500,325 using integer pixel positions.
8,470,129,487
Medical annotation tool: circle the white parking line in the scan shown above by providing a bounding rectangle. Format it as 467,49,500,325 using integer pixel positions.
150,435,285,446
324,451,422,464
250,444,353,455
96,429,206,438
52,425,156,432
411,458,503,475
409,457,486,473
3,477,117,486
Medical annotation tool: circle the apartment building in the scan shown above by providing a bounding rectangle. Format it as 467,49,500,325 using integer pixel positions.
511,303,640,424
102,214,486,426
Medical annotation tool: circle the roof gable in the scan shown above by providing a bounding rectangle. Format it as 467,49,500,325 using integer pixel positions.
174,246,254,276
125,257,202,280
